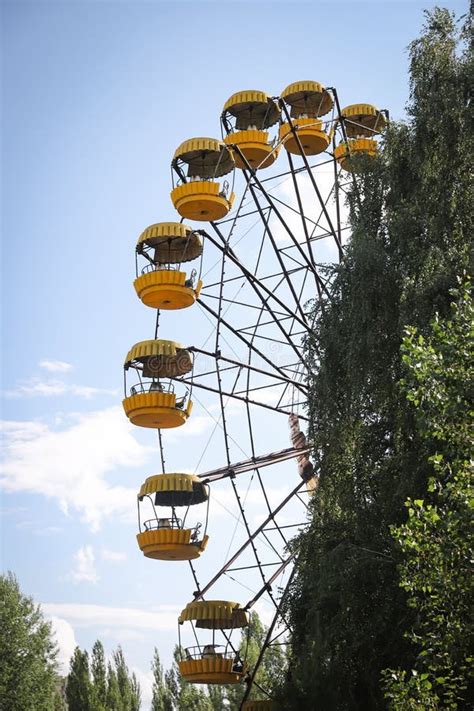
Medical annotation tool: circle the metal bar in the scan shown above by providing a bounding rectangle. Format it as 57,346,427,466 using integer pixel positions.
201,228,310,332
203,263,308,290
279,98,343,259
198,299,307,391
245,553,296,610
257,156,335,184
189,347,307,390
173,375,308,420
243,174,309,324
230,146,328,297
285,150,322,300
226,562,282,573
239,565,297,708
193,481,304,599
328,86,362,214
198,292,290,317
198,445,310,483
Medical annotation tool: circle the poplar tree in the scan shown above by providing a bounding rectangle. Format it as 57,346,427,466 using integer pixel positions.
151,648,173,711
105,662,121,711
66,648,92,711
113,647,133,711
91,640,107,711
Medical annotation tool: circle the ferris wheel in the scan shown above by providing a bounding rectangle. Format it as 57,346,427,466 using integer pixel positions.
122,82,387,709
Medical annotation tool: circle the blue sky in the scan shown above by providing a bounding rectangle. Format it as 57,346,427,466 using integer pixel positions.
1,0,467,707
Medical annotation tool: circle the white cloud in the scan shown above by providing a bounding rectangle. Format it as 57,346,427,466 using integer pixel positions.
41,602,179,632
4,378,117,399
40,359,73,373
0,407,150,530
101,628,145,642
48,615,77,673
70,384,117,399
100,547,127,562
71,545,99,584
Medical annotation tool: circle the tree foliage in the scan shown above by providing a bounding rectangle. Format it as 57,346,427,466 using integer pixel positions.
91,641,107,711
0,572,60,711
65,641,141,711
279,6,472,710
67,648,92,711
383,280,473,708
151,648,173,711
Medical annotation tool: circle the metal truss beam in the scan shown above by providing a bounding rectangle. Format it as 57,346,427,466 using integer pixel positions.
198,445,310,483
193,481,304,600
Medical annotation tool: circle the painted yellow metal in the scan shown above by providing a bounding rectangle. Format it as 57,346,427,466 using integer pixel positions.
179,657,246,685
334,138,378,172
223,90,279,129
137,222,202,264
179,600,249,629
171,181,235,221
224,130,279,170
134,270,202,310
242,701,276,711
279,118,330,156
124,340,193,377
136,528,209,561
138,473,208,505
123,391,193,429
281,80,333,117
341,104,386,138
173,137,234,178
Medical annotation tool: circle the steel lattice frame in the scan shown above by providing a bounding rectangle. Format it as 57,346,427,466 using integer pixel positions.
154,89,363,707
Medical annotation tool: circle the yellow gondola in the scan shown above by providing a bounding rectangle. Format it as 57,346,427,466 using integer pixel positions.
171,138,235,221
222,90,280,170
340,103,387,138
136,473,209,561
134,222,203,310
122,340,193,428
279,80,333,156
178,600,249,684
334,138,378,173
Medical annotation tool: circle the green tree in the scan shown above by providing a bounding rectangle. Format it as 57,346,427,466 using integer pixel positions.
151,648,173,711
91,640,107,711
0,572,59,711
105,662,121,711
169,646,213,711
207,684,227,711
66,647,92,711
113,646,133,711
280,6,472,709
53,680,68,711
383,280,473,708
130,672,141,711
